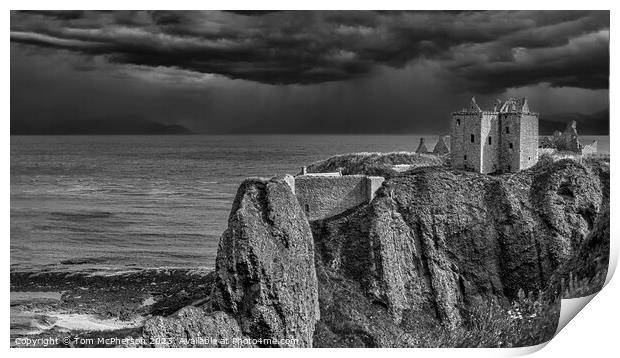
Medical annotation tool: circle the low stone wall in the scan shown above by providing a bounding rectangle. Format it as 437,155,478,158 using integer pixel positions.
538,148,556,156
539,140,601,163
581,141,598,156
294,175,384,221
366,176,385,202
584,152,609,160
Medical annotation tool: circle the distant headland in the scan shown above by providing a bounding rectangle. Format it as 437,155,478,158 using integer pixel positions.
10,118,195,135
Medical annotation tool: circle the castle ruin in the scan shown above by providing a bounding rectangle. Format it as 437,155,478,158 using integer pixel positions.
540,120,598,156
451,97,539,174
432,136,450,155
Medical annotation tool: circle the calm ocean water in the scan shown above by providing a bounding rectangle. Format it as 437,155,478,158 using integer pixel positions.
10,135,609,273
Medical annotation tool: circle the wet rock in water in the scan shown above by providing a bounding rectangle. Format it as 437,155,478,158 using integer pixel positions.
143,307,249,347
210,175,320,347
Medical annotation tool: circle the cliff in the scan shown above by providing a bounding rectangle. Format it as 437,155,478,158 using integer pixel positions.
143,175,319,347
312,158,606,346
143,156,609,348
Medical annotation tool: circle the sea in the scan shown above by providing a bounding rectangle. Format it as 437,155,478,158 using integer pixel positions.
10,135,610,273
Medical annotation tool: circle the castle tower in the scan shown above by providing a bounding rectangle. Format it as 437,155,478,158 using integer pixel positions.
497,98,539,173
450,97,539,174
450,97,500,173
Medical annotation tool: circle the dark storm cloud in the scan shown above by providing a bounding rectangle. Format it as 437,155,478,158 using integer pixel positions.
10,10,610,136
23,10,87,20
445,33,609,93
225,10,282,16
10,10,609,90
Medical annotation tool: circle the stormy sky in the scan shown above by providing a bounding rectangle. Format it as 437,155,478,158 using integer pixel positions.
10,10,610,135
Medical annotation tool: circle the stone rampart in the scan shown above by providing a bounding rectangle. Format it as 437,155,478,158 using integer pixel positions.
294,175,384,221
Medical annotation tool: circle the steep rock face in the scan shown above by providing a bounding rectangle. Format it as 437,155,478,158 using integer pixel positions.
210,175,320,347
143,307,249,347
558,159,611,297
553,206,610,298
312,159,605,344
502,159,601,291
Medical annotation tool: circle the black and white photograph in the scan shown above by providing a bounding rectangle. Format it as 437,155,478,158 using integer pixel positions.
8,7,612,350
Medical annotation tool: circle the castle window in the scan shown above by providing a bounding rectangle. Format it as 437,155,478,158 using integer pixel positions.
509,143,513,149
464,155,467,161
470,134,475,143
304,204,310,214
505,126,510,134
508,165,511,171
488,136,492,145
528,156,531,161
457,119,461,126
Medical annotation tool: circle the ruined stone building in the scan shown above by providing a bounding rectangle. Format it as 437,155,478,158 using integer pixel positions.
540,120,598,156
414,136,450,155
415,138,429,154
451,97,539,174
284,169,385,221
433,136,450,155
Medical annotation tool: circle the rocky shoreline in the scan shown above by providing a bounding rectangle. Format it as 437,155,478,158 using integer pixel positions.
10,268,215,346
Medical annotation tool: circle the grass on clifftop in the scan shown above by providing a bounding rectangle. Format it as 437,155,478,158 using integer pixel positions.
306,151,447,178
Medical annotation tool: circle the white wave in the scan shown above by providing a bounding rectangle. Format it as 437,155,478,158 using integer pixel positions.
47,313,144,331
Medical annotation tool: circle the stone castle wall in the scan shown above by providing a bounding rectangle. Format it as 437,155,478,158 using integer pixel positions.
581,141,598,156
366,176,385,202
518,114,539,170
480,113,500,173
450,114,464,169
451,113,482,172
450,116,462,169
452,109,539,174
294,175,384,221
540,142,601,162
499,113,522,173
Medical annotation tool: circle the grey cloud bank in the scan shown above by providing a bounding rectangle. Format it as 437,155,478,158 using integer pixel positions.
10,10,609,135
